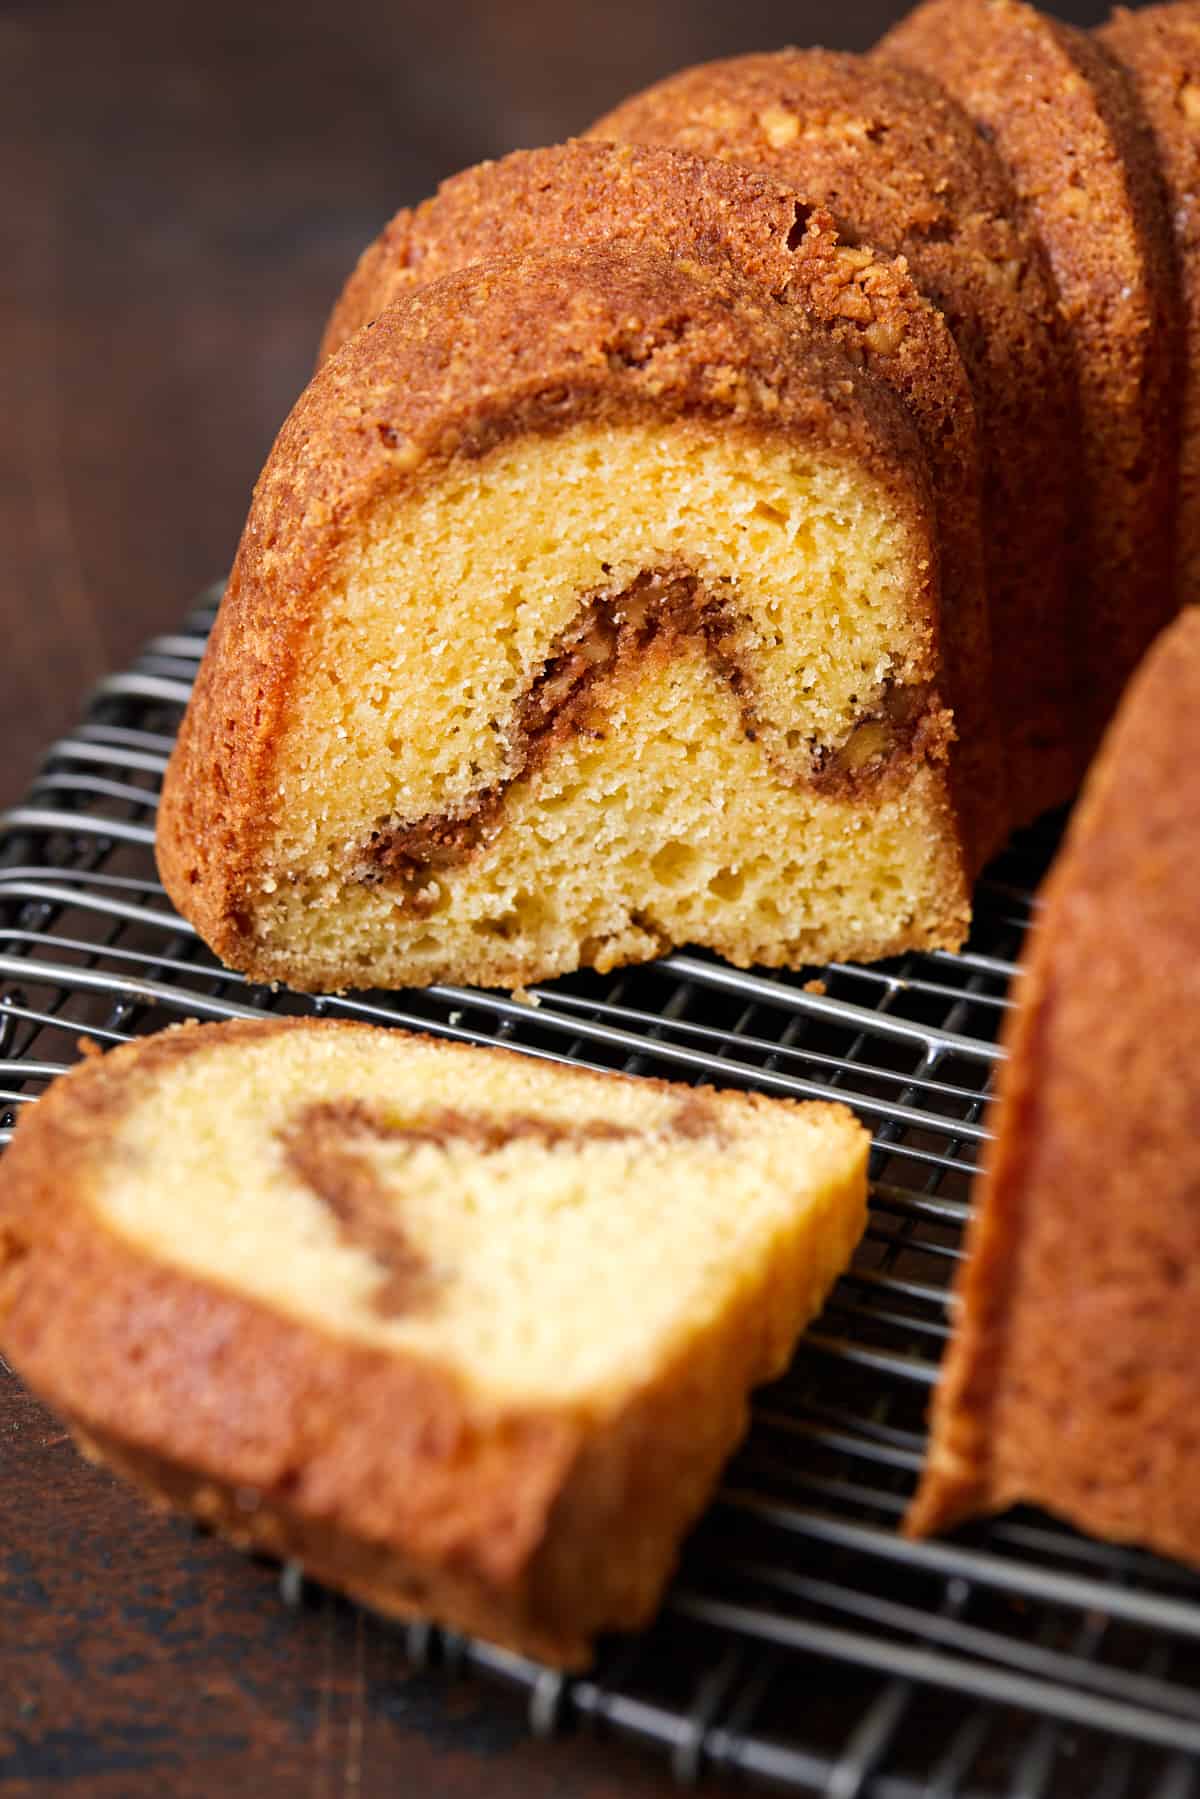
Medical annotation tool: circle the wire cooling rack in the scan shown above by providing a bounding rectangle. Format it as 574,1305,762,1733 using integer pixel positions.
4,591,1200,1799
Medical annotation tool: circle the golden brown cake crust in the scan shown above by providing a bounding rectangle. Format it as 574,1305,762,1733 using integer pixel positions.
318,138,1001,868
0,1018,858,1665
908,611,1200,1564
156,242,947,977
590,48,1082,825
1100,2,1200,609
882,0,1182,753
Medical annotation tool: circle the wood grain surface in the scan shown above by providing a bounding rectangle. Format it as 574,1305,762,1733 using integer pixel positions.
0,0,1107,1792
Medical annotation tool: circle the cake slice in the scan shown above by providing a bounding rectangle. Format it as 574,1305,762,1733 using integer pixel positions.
908,610,1200,1565
881,0,1181,752
158,243,971,993
590,49,1082,827
1099,2,1200,610
317,139,1003,872
0,1018,869,1666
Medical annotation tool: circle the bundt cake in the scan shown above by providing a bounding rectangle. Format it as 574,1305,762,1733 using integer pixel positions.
1099,2,1200,607
908,609,1200,1565
157,244,974,993
0,1017,869,1666
316,140,1003,871
589,48,1082,826
881,0,1181,749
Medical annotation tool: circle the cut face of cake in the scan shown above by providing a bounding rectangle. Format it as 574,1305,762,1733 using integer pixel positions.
317,139,1002,872
157,245,971,994
881,0,1181,753
909,610,1200,1566
590,48,1082,828
0,1018,870,1665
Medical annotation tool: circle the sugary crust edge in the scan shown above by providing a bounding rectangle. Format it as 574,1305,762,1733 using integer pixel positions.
318,139,868,364
0,1017,869,1665
905,614,1200,1546
156,243,948,981
882,0,1182,748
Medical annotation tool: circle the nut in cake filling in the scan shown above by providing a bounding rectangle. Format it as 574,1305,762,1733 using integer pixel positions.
354,567,946,908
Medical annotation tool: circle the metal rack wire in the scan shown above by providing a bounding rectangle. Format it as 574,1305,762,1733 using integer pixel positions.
3,590,1200,1798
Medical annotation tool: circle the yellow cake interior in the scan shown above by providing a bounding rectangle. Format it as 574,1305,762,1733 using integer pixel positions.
91,1028,869,1410
260,644,962,982
241,416,963,984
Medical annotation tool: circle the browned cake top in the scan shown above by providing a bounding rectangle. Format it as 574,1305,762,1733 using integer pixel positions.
882,0,1181,740
589,49,1053,342
1100,1,1200,606
1100,2,1200,277
322,138,961,384
1102,2,1200,244
881,0,1174,443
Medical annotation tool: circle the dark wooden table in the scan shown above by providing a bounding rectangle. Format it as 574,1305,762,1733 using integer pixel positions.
1,0,1106,1791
